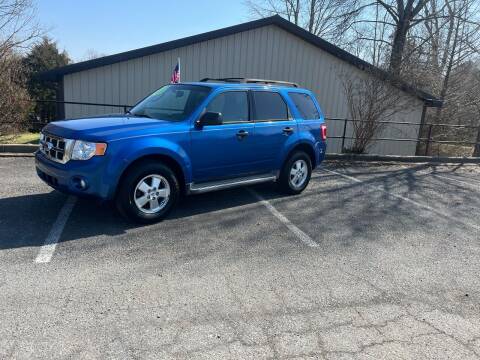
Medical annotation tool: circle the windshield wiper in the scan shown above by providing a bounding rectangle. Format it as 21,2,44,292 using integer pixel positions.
126,112,153,119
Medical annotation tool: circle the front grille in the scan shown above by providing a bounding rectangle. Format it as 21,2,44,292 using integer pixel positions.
40,133,73,164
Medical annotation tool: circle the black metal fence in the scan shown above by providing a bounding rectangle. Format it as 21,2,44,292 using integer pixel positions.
28,100,479,157
325,117,480,156
29,100,131,131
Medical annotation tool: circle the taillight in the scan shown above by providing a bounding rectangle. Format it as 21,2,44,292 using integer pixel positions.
321,124,327,140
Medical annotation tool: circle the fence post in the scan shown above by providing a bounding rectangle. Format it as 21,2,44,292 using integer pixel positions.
123,106,128,113
425,124,433,156
341,119,348,153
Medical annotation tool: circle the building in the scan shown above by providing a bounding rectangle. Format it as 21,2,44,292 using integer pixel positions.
40,15,441,155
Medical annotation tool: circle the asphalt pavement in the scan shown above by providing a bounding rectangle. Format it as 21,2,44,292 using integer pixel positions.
0,157,479,359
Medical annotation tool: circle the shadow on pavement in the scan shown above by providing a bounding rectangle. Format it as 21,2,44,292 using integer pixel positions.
0,190,66,250
1,162,478,251
0,184,290,250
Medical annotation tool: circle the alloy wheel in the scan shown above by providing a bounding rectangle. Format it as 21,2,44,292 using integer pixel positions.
289,159,308,189
134,174,171,214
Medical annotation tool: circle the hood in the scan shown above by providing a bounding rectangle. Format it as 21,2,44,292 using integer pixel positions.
43,115,184,141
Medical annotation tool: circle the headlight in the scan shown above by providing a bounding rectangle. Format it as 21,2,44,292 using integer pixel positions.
71,140,107,160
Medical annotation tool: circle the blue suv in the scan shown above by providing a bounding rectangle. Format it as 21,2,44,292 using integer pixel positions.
36,78,327,223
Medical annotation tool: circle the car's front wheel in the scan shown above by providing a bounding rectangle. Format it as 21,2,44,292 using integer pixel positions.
116,161,180,223
278,151,312,195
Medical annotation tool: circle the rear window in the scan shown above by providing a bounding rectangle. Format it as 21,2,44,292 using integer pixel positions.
252,92,289,121
289,93,320,120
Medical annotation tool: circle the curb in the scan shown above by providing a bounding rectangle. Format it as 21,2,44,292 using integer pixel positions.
326,153,480,164
0,153,35,157
0,144,38,153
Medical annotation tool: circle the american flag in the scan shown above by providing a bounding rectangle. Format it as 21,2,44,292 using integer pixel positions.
170,58,180,83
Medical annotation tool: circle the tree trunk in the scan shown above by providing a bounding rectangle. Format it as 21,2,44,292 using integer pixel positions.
308,0,316,32
432,10,461,128
291,0,301,25
389,20,409,76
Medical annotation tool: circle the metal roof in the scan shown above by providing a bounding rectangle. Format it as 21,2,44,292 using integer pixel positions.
38,15,441,107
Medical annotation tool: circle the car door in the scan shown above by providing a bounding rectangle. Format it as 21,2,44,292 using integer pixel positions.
251,91,298,171
190,90,259,182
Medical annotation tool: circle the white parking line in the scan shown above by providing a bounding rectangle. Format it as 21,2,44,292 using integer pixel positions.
247,188,319,247
324,169,480,232
35,196,77,263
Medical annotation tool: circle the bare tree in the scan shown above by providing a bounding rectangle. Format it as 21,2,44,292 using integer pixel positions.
350,0,480,155
460,63,480,156
246,0,458,77
0,53,30,135
81,48,107,62
425,0,480,118
383,0,434,75
339,69,413,153
0,0,40,60
245,0,361,42
0,0,41,135
346,0,448,76
400,0,480,154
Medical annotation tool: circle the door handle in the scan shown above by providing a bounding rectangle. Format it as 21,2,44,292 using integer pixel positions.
283,127,294,135
236,130,249,140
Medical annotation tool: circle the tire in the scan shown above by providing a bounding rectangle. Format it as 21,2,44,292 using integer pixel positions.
116,161,180,223
278,151,312,195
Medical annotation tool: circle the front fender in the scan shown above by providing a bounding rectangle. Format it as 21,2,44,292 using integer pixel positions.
104,135,192,199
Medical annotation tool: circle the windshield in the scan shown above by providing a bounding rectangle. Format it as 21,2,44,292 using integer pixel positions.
129,84,211,121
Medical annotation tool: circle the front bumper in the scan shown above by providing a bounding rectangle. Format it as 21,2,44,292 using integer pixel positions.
35,150,112,199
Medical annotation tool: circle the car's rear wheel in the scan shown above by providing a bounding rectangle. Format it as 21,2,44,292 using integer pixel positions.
278,151,312,194
116,161,180,223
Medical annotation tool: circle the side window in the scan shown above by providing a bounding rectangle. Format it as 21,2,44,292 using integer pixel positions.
206,91,249,123
252,92,289,121
289,93,320,120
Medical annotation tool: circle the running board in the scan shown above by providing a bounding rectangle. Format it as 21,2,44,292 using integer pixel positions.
188,175,277,194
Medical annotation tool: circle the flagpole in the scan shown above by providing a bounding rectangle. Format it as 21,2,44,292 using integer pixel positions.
177,57,181,83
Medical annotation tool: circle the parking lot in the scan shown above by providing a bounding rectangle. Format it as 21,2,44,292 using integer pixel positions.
1,157,479,359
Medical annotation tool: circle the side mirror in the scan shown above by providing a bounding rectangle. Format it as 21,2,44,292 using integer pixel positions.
195,112,223,128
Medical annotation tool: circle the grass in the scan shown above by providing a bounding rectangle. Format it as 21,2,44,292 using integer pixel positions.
416,143,474,157
0,132,40,144
434,143,473,157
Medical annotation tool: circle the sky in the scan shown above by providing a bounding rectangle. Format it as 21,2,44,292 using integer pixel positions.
36,0,251,62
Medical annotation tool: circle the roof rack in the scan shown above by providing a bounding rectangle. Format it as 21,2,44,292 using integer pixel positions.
199,77,299,88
